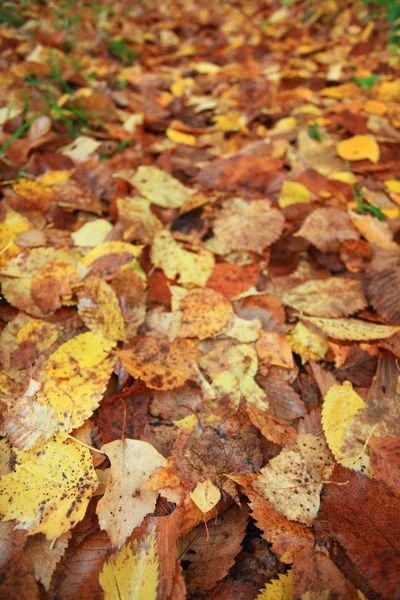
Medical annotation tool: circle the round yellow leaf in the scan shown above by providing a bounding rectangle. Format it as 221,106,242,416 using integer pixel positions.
337,135,380,163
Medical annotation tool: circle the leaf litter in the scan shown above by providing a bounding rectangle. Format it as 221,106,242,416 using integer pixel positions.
0,0,400,598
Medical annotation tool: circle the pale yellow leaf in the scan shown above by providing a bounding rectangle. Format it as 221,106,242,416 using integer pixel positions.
77,277,125,341
151,229,214,287
26,532,71,591
303,316,400,341
129,165,194,208
190,480,221,513
97,440,167,548
71,219,113,247
254,434,333,525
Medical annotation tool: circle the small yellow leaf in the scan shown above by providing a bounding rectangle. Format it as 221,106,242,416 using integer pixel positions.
166,128,196,146
190,480,221,513
99,527,159,600
385,180,400,194
329,171,358,184
256,570,292,600
212,112,248,133
288,322,329,364
71,219,113,247
337,135,380,163
322,381,366,461
0,438,98,540
279,181,310,208
0,207,31,268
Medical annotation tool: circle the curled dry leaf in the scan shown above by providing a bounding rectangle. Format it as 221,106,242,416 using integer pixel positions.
253,434,334,525
283,278,367,318
212,198,285,254
96,439,167,548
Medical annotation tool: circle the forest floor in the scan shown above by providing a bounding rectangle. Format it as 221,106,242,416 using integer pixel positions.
0,1,400,599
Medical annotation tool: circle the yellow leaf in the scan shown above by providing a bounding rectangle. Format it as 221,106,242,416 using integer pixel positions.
0,207,31,268
322,381,366,461
178,288,234,339
385,179,400,194
71,219,113,247
44,332,115,379
151,229,214,287
77,277,125,341
329,171,358,184
99,528,159,600
36,332,116,431
117,196,162,245
283,278,366,318
303,316,400,341
337,135,379,163
288,322,329,364
119,336,199,391
97,440,167,548
364,100,387,116
254,434,333,525
37,170,69,186
279,181,311,208
256,571,292,600
129,165,194,208
166,127,196,146
212,112,248,133
16,319,59,351
189,479,221,513
377,79,400,102
4,400,58,451
0,438,98,540
81,241,143,267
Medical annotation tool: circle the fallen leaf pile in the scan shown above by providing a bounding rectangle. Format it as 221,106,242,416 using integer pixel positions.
0,0,400,598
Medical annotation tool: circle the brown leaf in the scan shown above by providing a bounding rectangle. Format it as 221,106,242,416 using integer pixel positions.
118,336,200,390
283,278,367,318
316,465,400,599
178,504,249,593
365,247,400,324
369,437,400,495
295,208,359,252
213,198,285,255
